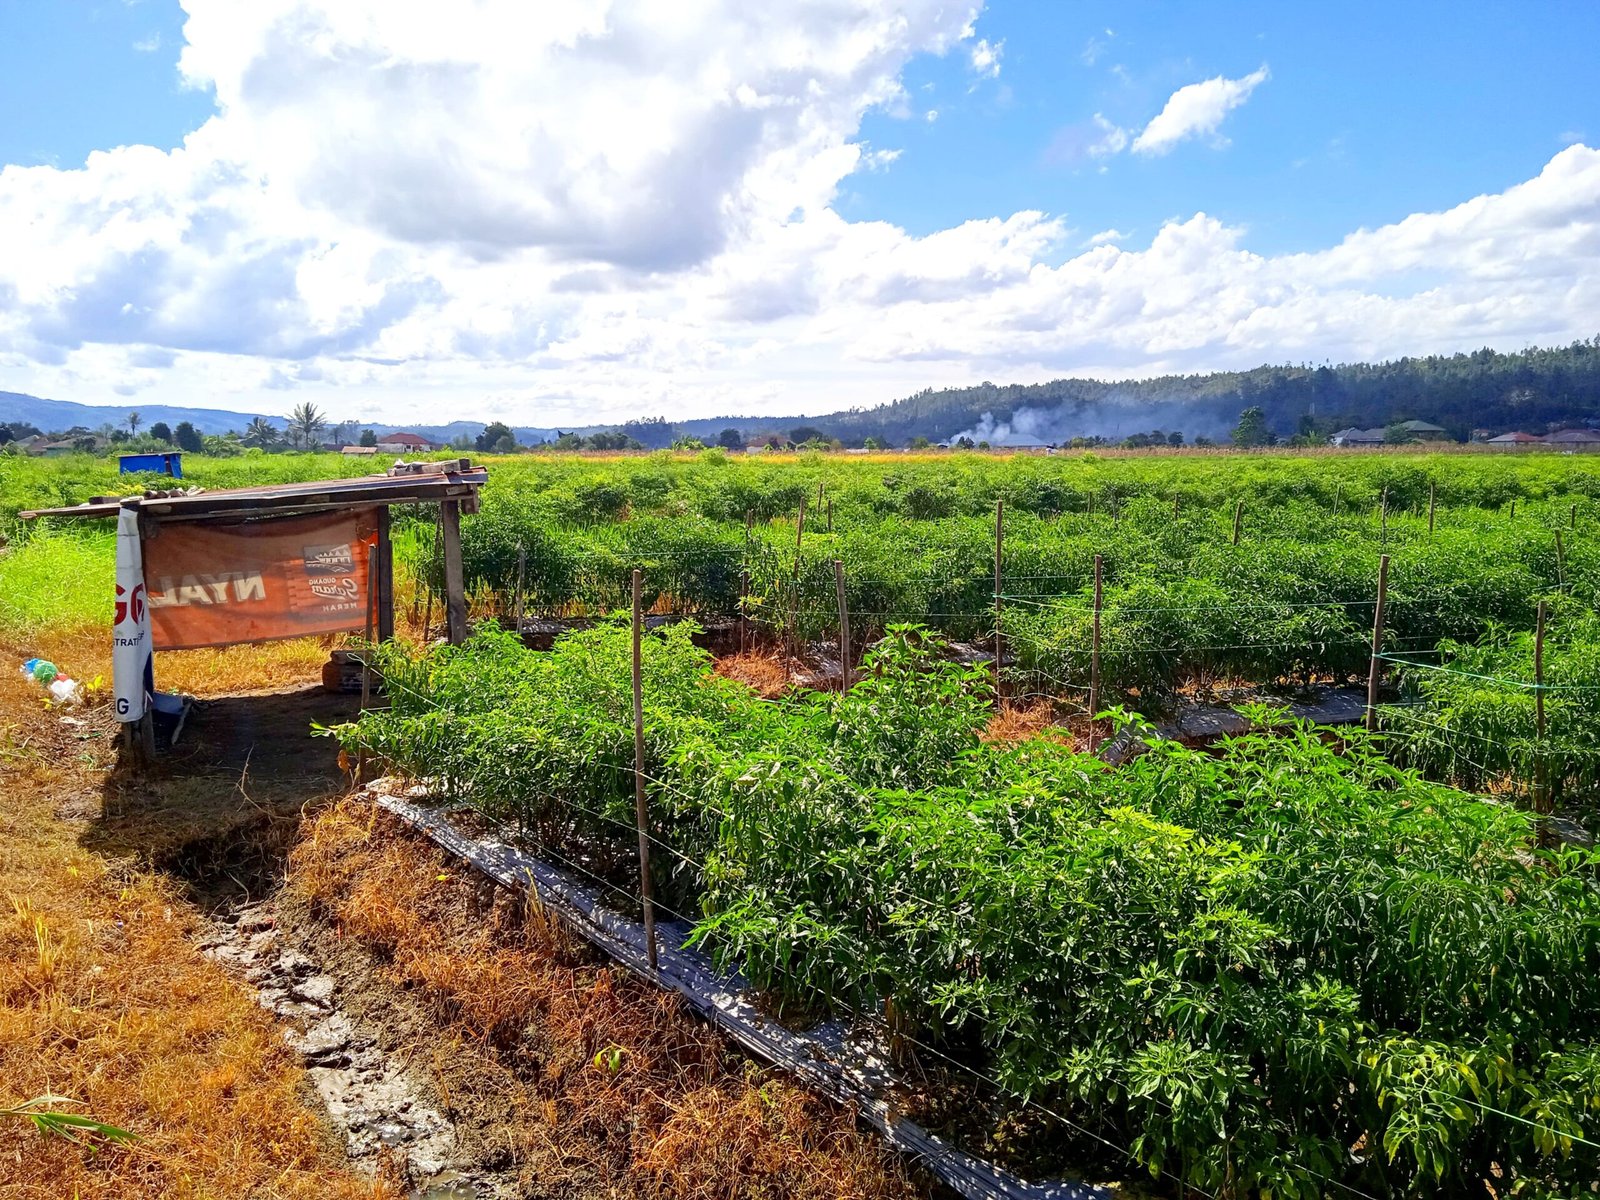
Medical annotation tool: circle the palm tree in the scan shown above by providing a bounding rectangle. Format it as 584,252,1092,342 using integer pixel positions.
126,411,142,436
242,417,280,449
287,402,327,451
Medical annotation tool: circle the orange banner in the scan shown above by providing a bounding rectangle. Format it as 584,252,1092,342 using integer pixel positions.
143,511,378,650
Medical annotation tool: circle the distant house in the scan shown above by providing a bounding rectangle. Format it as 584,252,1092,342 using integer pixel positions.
1486,432,1544,447
28,436,105,457
374,431,434,452
341,445,379,456
1330,427,1386,447
1543,429,1600,448
1396,419,1448,438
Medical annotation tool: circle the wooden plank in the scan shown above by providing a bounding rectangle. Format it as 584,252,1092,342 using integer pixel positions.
440,500,468,646
371,793,1105,1200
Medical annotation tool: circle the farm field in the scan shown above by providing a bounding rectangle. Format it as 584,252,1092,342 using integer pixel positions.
5,447,1600,1196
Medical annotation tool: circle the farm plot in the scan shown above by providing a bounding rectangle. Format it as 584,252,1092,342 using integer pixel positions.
338,622,1600,1199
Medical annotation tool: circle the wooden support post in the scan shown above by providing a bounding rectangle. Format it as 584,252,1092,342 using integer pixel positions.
1534,599,1550,839
1571,503,1577,529
357,542,376,783
440,499,468,646
796,497,806,549
1555,530,1567,592
1089,554,1103,744
1366,553,1390,732
834,559,852,691
993,500,1004,697
362,542,376,712
1172,494,1180,520
827,499,833,533
511,544,527,636
1510,498,1517,521
631,569,659,972
1428,483,1436,537
375,505,395,642
1232,500,1243,546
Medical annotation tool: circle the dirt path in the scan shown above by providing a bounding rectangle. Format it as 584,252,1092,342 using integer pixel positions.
3,657,924,1200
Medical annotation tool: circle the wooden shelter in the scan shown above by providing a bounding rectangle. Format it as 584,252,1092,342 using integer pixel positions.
22,461,488,761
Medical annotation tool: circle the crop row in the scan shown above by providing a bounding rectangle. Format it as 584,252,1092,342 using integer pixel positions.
338,622,1600,1198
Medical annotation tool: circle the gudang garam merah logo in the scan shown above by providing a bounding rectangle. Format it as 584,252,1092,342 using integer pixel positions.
302,541,362,607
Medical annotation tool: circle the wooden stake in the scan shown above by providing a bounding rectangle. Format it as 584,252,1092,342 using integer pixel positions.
1172,494,1180,520
993,500,1004,696
827,498,833,533
1428,483,1436,537
1089,554,1103,744
1510,498,1517,520
1380,487,1389,547
1232,500,1243,546
631,569,659,972
796,496,806,550
1366,553,1390,732
738,569,749,656
440,499,468,645
834,559,852,691
1555,530,1567,591
512,543,527,636
1534,598,1549,826
1571,503,1577,529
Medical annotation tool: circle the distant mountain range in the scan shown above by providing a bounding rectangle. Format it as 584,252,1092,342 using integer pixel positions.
0,392,558,446
6,340,1600,449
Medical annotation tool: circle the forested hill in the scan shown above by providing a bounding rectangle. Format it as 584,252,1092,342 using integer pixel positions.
677,340,1600,446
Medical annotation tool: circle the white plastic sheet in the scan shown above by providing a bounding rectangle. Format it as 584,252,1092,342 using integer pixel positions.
112,505,152,723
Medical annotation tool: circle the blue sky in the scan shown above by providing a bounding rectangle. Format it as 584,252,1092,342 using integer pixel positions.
846,1,1599,255
0,2,1597,424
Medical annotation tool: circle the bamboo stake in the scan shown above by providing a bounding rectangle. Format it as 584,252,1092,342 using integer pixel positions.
1232,500,1243,546
1089,554,1103,746
631,569,658,972
1366,554,1390,732
512,544,527,636
993,500,1004,697
1535,599,1549,831
738,569,749,656
834,559,852,691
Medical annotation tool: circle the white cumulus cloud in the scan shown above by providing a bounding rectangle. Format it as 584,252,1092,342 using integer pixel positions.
0,10,1595,428
1132,65,1269,156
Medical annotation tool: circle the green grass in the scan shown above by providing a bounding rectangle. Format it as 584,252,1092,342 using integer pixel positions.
0,527,113,639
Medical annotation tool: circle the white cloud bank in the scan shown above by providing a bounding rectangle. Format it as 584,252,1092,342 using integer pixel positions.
0,6,1596,428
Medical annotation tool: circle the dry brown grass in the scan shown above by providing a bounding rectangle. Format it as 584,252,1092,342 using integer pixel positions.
290,798,921,1200
0,653,392,1200
984,698,1073,745
714,651,798,700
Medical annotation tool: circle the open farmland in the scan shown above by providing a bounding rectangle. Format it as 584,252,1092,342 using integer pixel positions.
6,447,1600,1196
